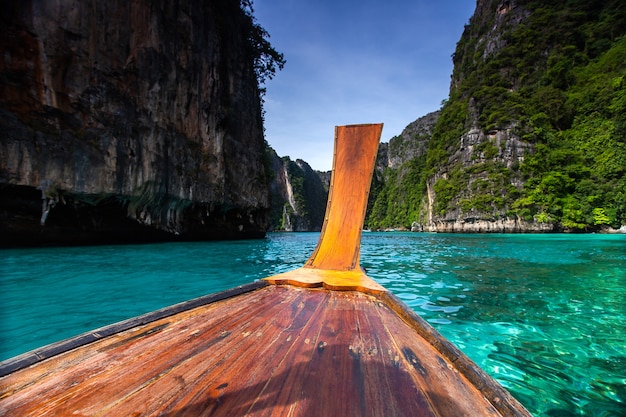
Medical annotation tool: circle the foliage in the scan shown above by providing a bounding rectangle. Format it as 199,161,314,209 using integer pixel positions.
511,34,626,229
271,158,327,231
239,1,285,87
365,156,428,229
234,0,285,128
365,0,626,230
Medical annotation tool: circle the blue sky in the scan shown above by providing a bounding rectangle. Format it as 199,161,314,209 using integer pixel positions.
254,0,476,171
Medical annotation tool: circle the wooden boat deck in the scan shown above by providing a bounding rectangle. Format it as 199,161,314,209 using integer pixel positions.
0,282,527,416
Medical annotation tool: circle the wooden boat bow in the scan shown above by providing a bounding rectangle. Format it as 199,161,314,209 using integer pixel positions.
266,123,385,294
0,124,533,416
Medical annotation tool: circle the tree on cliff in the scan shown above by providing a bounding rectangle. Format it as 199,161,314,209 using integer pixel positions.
240,1,285,89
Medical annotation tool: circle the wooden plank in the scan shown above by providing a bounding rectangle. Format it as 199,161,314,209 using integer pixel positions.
0,286,531,417
0,286,294,416
350,293,437,416
189,288,330,417
375,298,502,417
284,291,365,416
0,281,268,378
222,289,331,417
94,286,309,416
305,123,382,271
379,292,532,417
265,267,386,294
102,289,322,415
296,291,435,417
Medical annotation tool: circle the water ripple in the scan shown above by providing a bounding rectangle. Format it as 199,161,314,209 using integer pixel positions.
1,232,625,416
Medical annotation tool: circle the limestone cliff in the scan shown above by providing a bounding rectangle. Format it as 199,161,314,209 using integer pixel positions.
384,111,439,169
366,0,626,233
422,0,626,232
267,147,328,232
0,0,276,246
366,112,440,231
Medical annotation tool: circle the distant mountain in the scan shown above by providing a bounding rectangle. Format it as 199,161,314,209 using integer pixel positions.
266,146,328,231
366,0,626,233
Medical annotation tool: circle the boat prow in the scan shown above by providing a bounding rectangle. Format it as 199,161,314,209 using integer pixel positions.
0,124,532,416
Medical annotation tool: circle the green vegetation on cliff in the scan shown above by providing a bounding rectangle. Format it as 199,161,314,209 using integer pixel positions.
240,0,285,88
266,150,328,232
366,0,626,231
367,156,429,230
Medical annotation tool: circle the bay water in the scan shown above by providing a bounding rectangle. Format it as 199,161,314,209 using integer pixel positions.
1,232,624,416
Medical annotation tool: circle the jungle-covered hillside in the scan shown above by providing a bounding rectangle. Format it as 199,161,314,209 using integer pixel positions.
366,0,626,232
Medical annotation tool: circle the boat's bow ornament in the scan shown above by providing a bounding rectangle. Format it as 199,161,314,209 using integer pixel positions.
265,124,385,294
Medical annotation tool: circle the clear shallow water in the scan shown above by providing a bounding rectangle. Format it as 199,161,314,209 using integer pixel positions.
1,232,624,416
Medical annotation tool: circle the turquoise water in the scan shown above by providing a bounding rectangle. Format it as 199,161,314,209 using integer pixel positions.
1,233,624,416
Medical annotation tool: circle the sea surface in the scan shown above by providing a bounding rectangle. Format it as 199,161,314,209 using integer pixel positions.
1,232,624,416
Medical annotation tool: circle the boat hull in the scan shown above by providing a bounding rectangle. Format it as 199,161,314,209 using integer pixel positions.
0,283,530,416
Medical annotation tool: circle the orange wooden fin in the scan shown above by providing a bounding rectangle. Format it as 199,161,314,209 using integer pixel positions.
265,123,385,294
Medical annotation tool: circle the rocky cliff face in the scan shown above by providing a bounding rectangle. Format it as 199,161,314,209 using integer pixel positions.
0,0,271,246
385,111,439,169
369,111,554,232
267,147,328,232
367,0,626,233
366,112,440,231
422,125,541,233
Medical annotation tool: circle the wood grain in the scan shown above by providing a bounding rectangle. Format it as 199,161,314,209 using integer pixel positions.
0,285,531,416
265,124,385,294
305,123,382,272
